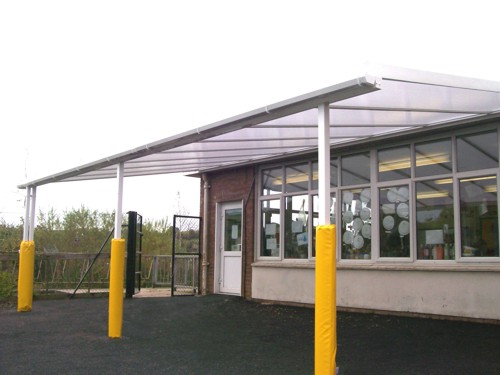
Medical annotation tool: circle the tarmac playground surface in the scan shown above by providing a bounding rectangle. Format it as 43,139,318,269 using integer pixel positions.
1,293,499,374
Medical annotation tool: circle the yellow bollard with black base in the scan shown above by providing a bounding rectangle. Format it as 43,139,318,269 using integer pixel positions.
18,240,35,312
108,238,125,338
315,224,337,375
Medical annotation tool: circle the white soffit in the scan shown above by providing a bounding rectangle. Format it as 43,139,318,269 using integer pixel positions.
18,66,500,188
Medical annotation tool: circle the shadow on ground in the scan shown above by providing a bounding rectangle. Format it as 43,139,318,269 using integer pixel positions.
1,294,499,374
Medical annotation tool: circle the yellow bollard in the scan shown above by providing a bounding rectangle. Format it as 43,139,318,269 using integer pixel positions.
108,238,125,338
315,225,337,375
17,240,35,312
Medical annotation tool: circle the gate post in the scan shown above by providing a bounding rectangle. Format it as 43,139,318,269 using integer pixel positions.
125,211,137,298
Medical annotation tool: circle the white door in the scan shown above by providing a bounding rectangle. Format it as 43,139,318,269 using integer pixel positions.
217,202,243,295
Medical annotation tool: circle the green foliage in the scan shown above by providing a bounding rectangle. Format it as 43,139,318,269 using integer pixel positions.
0,219,22,252
34,206,115,254
142,218,173,255
0,271,16,301
0,207,199,256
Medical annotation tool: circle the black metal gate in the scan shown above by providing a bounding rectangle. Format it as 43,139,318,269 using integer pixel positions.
171,215,201,296
126,211,143,298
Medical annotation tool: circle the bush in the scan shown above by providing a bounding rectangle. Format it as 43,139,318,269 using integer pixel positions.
0,271,17,301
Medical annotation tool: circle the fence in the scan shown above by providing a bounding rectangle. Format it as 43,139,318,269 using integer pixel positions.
0,253,199,296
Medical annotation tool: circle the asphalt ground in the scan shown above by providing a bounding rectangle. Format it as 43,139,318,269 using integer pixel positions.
1,294,499,374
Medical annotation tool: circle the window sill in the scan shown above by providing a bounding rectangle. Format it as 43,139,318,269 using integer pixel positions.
252,261,315,269
252,260,500,272
337,263,500,272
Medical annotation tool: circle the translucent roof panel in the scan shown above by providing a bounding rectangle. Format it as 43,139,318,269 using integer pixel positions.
18,66,500,188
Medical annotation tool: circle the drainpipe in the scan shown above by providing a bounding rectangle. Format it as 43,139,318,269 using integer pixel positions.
201,173,210,295
241,170,256,298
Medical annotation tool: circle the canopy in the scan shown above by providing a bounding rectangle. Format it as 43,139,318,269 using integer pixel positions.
18,65,500,188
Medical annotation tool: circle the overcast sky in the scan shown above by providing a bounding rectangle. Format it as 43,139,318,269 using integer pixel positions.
1,1,500,225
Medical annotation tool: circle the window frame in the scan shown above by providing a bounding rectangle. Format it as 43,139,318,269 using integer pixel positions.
256,123,500,265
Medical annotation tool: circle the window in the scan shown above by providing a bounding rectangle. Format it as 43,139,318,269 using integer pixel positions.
312,158,338,190
285,164,309,193
457,131,498,172
341,188,371,259
312,193,336,257
459,176,499,257
262,167,283,195
284,195,309,259
258,125,500,265
415,139,452,177
416,179,455,260
261,199,280,257
341,153,370,186
379,185,410,257
378,146,411,181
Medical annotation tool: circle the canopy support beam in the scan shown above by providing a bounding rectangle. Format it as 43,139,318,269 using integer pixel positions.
109,162,125,338
18,186,37,312
318,103,331,225
315,103,337,374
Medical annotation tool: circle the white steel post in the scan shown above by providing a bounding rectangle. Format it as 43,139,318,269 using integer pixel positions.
109,161,126,338
23,187,31,241
318,103,331,225
114,162,124,239
315,102,337,375
29,186,36,241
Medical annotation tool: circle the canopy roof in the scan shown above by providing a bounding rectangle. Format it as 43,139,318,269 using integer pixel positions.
18,65,500,188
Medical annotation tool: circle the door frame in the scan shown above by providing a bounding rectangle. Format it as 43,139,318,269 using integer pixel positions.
214,200,243,296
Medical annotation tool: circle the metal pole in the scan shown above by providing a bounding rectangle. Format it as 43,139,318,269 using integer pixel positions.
114,162,124,239
315,103,337,375
126,211,137,298
201,174,210,295
18,185,35,312
23,187,31,241
109,162,125,338
171,215,177,296
29,186,36,241
318,103,331,225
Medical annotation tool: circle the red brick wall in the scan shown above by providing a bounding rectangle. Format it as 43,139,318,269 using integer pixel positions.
199,166,256,299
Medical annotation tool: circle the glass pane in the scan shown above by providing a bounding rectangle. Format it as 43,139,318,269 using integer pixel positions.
312,193,336,258
457,131,498,172
262,167,283,195
261,199,280,257
378,146,411,181
312,158,338,190
341,188,371,259
285,164,309,193
415,139,452,177
284,195,309,259
416,180,454,260
224,208,242,252
459,176,499,257
341,153,370,186
379,185,410,257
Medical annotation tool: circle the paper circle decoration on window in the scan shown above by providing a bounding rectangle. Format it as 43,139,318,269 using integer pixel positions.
353,217,363,231
396,203,409,218
343,231,353,244
382,203,395,215
360,188,371,203
343,191,353,205
382,215,395,230
353,234,364,249
398,220,410,236
361,223,371,239
398,187,409,202
343,211,353,223
387,188,399,203
353,199,362,214
360,207,371,221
